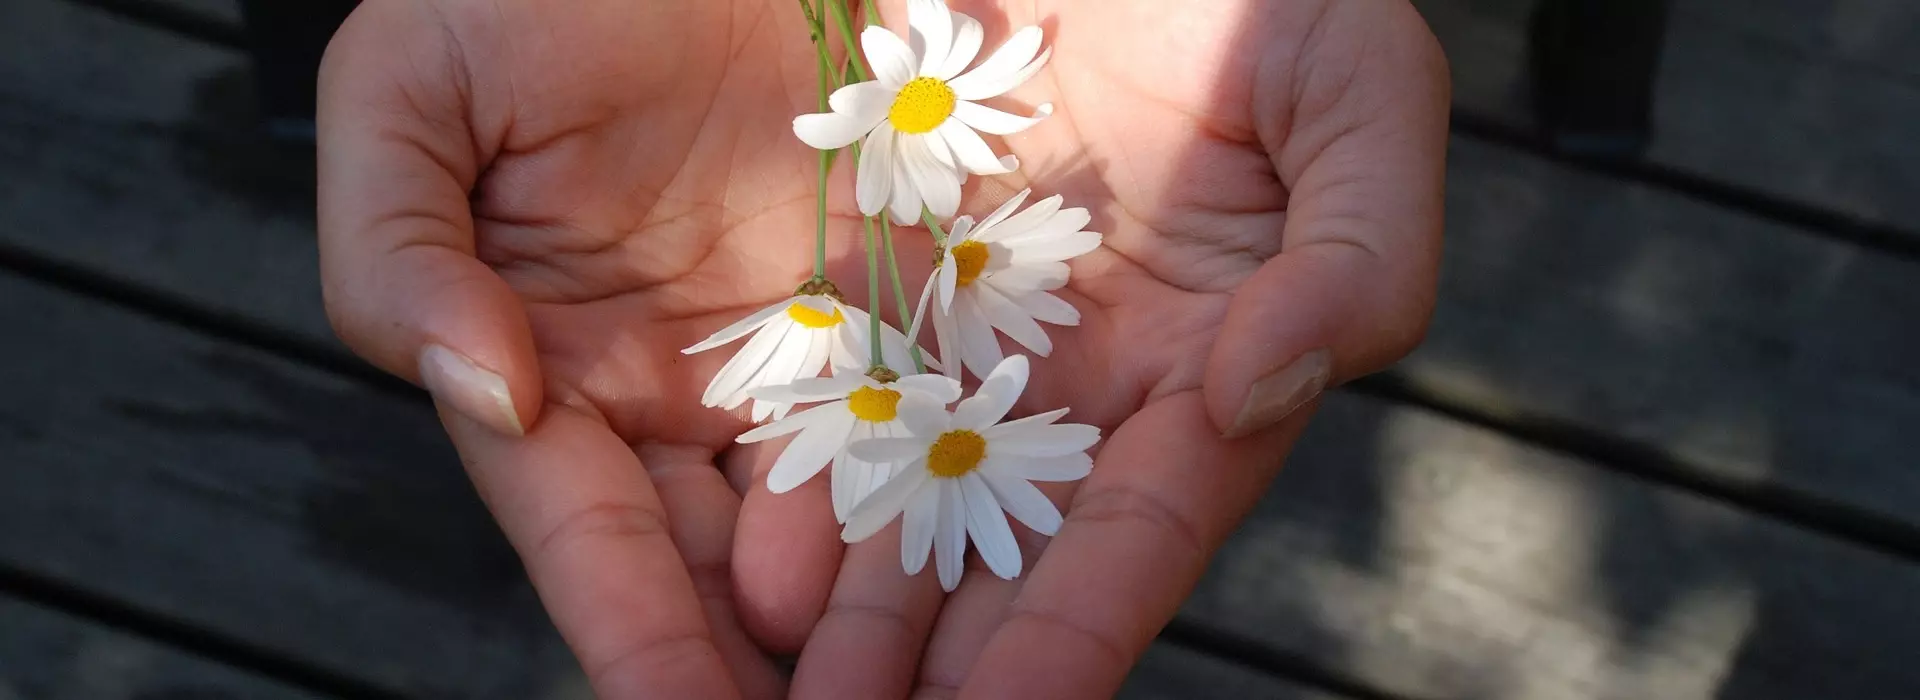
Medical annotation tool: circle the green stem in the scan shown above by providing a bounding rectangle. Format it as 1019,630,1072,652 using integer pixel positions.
827,0,871,83
881,217,926,373
862,215,883,367
810,0,831,280
862,0,880,26
921,208,950,249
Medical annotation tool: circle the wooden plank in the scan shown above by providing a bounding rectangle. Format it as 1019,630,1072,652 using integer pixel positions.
1413,137,1920,541
0,271,585,698
1415,0,1920,240
1119,645,1351,700
1183,390,1920,699
0,596,322,700
0,0,337,349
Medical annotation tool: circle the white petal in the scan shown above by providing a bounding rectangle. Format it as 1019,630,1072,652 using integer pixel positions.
905,259,940,347
948,215,976,242
829,80,896,118
831,423,860,522
935,12,984,80
887,150,925,226
901,472,940,574
979,468,1063,535
935,480,967,591
952,353,1028,429
953,100,1053,136
900,136,961,220
843,465,930,543
861,26,917,88
937,245,958,313
975,188,1032,232
985,261,1069,292
974,282,1052,356
1002,207,1092,245
682,299,790,354
702,318,792,406
934,119,1014,175
952,292,1005,379
998,452,1093,482
985,407,1069,435
907,0,952,77
923,127,957,170
961,473,1021,579
931,291,964,380
894,373,963,404
856,124,898,218
1009,231,1102,265
737,404,835,443
973,194,1060,243
767,410,859,493
992,423,1100,457
876,320,918,376
896,393,953,436
830,317,866,374
951,45,1051,102
729,324,815,411
793,111,883,150
946,26,1043,99
750,375,865,404
1007,289,1080,326
849,437,929,463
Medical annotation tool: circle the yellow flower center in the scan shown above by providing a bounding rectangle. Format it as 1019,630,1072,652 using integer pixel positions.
888,77,957,134
787,300,846,328
846,386,902,422
950,241,989,286
926,429,987,478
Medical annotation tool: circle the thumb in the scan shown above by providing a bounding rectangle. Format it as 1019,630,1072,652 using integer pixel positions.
316,2,541,436
1203,2,1448,438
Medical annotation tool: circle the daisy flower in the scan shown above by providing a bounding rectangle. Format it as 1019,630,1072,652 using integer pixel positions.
842,355,1099,591
737,370,963,521
681,291,916,422
791,0,1053,225
908,189,1099,379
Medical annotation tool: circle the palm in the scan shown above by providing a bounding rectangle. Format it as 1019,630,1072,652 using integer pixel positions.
322,0,1443,696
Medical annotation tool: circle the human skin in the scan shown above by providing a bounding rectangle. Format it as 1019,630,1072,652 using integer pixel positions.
315,0,1448,698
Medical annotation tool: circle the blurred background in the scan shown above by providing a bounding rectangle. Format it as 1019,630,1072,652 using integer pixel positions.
1,0,1916,698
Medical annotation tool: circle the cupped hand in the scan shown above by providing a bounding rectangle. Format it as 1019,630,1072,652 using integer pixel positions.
316,0,1446,698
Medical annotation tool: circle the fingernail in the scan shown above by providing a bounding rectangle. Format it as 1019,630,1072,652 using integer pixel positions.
1225,348,1331,439
418,344,524,436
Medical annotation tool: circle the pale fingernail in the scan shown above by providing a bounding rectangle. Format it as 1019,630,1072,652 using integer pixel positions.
1224,348,1331,439
418,344,524,436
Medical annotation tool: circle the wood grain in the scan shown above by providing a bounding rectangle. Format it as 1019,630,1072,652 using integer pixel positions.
0,596,323,700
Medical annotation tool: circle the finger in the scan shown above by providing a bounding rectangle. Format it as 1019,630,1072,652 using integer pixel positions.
317,2,539,436
638,442,786,700
1203,0,1449,438
910,481,1072,698
726,440,844,653
444,402,740,700
789,520,946,699
958,392,1312,700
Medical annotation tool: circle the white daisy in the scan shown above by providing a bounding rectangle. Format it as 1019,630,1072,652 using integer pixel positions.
737,371,963,521
907,189,1099,379
842,355,1099,591
681,292,916,422
791,0,1053,225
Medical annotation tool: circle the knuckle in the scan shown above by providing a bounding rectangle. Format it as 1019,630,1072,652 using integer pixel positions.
1067,486,1209,566
535,501,672,561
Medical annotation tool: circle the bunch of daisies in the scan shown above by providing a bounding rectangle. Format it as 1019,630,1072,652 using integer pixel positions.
681,0,1100,592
